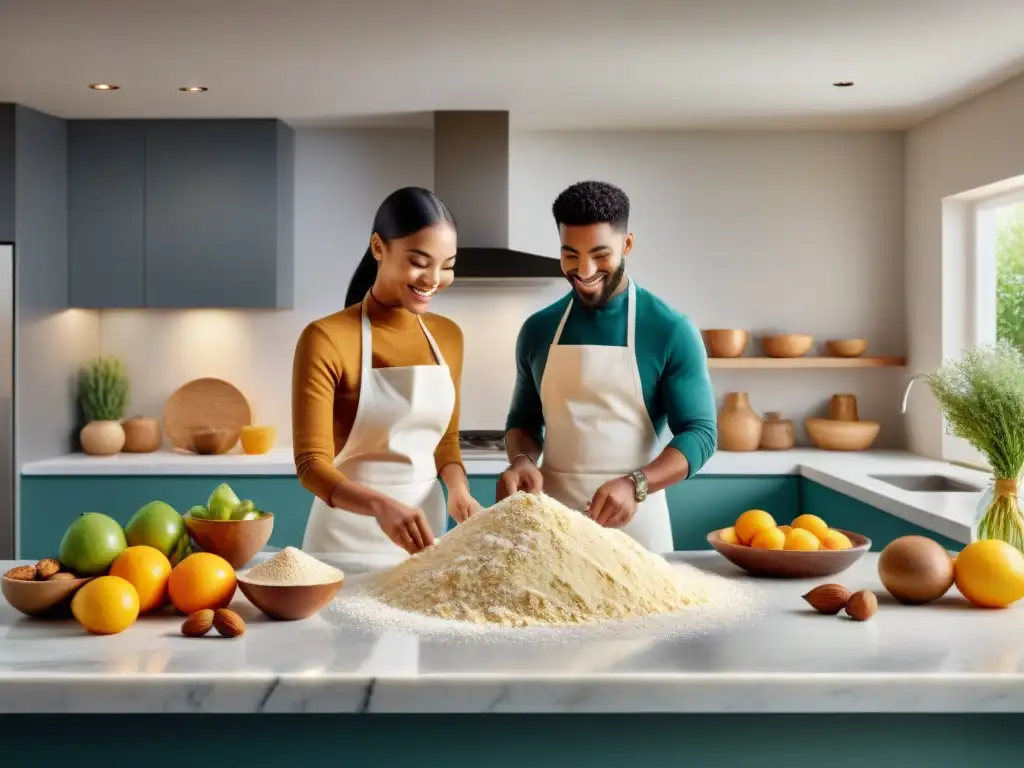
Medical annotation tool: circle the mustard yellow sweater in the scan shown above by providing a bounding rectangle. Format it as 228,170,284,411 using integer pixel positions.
292,295,464,503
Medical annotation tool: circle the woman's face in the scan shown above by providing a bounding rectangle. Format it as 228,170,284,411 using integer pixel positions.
372,222,457,313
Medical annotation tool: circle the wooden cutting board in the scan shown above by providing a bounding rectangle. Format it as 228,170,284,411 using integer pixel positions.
162,378,252,453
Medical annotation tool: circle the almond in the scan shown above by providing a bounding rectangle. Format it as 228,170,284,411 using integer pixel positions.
801,583,852,615
35,558,60,579
181,609,215,637
845,589,878,621
4,565,37,581
213,608,245,638
48,572,77,581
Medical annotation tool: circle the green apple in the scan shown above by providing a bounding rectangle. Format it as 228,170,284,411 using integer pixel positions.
124,500,185,558
186,504,210,520
207,482,241,521
58,512,127,576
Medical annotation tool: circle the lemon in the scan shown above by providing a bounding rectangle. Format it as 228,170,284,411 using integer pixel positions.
820,529,853,551
954,540,1024,608
719,526,740,545
750,527,786,550
778,524,792,535
784,528,820,551
735,509,776,545
792,514,829,541
71,575,140,635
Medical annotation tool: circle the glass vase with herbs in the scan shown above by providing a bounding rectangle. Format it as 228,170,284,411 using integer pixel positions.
77,355,130,456
927,341,1024,553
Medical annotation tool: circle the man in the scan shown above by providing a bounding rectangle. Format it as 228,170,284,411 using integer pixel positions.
497,180,717,553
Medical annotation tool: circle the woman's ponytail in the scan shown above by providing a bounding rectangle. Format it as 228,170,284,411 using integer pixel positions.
344,247,377,308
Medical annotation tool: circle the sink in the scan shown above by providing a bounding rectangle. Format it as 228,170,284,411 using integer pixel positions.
869,474,982,493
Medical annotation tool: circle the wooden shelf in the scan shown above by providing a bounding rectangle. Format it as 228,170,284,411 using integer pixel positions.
708,356,906,369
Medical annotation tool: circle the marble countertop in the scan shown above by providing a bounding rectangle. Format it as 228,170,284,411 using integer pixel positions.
21,447,992,545
2,551,1023,713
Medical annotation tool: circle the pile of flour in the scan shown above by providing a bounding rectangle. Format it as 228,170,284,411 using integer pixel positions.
328,492,763,641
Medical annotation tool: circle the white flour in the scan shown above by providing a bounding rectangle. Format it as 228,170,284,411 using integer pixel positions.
327,492,764,643
240,547,344,586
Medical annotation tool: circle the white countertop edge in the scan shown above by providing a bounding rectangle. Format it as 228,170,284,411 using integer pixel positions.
0,675,1022,713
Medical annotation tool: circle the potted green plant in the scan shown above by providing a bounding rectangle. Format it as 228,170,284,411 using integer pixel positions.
77,356,130,456
927,341,1024,552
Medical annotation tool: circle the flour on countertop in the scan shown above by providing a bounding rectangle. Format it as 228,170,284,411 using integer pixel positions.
328,492,764,642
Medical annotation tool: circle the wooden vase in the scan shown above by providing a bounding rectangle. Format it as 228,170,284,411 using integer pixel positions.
718,392,762,452
827,394,860,422
760,412,795,450
122,416,161,453
80,420,126,456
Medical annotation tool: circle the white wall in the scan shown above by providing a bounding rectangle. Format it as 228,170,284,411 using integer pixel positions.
905,71,1024,458
99,126,907,449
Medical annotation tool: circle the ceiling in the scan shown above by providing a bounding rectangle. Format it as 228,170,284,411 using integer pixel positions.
2,0,1024,130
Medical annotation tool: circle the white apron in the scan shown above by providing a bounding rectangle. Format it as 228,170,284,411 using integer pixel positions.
301,297,455,556
539,279,675,553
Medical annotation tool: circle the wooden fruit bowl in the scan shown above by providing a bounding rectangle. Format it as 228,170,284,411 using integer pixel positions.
236,577,344,621
707,528,871,578
1,574,94,618
185,512,274,569
825,338,868,357
702,329,749,358
806,418,880,451
761,333,814,358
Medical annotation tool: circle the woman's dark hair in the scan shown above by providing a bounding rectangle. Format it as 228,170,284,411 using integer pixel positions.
344,186,456,308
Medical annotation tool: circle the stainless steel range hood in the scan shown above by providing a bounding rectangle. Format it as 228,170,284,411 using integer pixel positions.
433,111,563,283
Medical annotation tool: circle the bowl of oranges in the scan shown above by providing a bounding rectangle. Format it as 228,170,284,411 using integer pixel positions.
707,510,871,578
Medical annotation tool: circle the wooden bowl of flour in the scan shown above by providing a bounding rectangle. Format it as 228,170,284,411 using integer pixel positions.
236,549,345,620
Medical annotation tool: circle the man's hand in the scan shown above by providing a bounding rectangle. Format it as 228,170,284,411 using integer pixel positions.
587,476,638,528
496,456,544,501
448,487,483,525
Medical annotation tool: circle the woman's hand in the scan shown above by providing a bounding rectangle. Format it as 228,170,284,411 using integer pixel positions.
373,499,435,554
448,487,483,525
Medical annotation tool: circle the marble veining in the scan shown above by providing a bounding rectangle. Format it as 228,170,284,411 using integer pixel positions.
2,552,1024,713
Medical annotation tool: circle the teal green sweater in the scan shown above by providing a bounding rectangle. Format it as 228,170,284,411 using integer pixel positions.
505,280,717,476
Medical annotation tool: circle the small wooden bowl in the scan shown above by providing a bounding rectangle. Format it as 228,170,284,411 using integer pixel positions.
185,512,274,569
825,338,868,357
1,574,94,618
236,577,344,621
806,418,880,451
762,333,814,358
702,329,749,358
707,529,871,578
190,427,238,455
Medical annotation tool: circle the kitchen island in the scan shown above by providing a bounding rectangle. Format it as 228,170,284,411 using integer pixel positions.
2,551,1023,765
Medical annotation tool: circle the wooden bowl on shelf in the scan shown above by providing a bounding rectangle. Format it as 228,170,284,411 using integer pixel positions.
185,512,275,569
707,529,871,578
761,333,814,358
825,338,868,358
1,574,94,618
805,418,880,451
236,576,345,621
189,427,238,455
702,329,749,358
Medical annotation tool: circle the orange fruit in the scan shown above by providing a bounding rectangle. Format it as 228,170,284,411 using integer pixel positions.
820,529,853,551
792,514,829,541
168,552,237,614
750,527,786,550
778,525,792,535
734,509,776,545
784,528,821,551
71,575,140,635
109,545,172,613
954,540,1024,608
719,527,740,545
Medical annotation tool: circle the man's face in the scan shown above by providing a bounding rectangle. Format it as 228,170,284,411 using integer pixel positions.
558,223,633,308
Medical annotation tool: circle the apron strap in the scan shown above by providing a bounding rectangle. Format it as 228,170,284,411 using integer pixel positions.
359,296,373,377
419,318,447,366
626,278,637,349
552,298,574,345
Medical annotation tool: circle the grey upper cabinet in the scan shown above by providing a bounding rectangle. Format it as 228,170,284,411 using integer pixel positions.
68,120,146,308
67,118,294,309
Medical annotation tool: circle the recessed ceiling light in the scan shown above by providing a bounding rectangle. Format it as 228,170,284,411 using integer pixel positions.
88,83,120,91
833,81,854,88
179,86,208,93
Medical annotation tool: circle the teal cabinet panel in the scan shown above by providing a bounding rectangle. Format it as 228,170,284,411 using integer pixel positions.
67,120,146,308
19,476,314,559
668,475,800,550
443,474,498,531
800,480,964,551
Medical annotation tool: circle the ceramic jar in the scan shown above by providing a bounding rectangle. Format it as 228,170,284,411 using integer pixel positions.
122,416,162,453
79,420,126,456
718,392,762,452
759,412,795,450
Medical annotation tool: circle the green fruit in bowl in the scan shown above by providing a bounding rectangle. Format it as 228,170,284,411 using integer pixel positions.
58,512,127,576
207,483,241,521
231,499,256,520
124,500,185,558
186,504,210,521
169,534,192,566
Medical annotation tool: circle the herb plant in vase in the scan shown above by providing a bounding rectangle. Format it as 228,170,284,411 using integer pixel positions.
78,356,130,456
927,342,1024,552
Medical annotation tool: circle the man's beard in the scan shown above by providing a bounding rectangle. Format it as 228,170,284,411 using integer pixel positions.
569,259,627,309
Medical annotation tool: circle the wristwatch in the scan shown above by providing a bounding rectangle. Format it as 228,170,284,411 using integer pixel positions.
629,470,649,503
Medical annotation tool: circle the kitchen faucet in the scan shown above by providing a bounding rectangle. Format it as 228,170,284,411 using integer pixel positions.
900,373,928,414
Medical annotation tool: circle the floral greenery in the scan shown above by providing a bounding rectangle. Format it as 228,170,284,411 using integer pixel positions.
996,204,1024,350
77,356,129,422
927,342,1024,550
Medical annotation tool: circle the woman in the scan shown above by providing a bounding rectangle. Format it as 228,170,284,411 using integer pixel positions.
293,186,481,556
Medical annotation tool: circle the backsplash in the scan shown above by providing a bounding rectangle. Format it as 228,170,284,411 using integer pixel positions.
98,126,907,449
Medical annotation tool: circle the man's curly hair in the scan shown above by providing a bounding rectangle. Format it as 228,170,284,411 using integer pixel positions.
552,180,630,234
